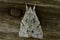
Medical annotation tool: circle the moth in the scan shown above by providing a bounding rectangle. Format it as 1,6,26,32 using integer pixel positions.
19,4,43,39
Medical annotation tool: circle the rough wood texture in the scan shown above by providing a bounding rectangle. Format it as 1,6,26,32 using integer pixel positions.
0,0,60,40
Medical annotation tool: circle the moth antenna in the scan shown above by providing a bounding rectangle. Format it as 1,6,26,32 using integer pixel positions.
26,3,28,11
33,3,36,11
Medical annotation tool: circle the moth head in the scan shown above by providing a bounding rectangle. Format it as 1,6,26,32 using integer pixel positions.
29,7,32,12
33,4,36,11
25,4,36,13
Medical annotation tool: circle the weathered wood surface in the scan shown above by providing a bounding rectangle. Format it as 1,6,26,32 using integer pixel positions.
0,0,60,9
0,0,60,40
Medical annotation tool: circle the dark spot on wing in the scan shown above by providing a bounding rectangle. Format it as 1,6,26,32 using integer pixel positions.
37,24,40,28
31,17,35,23
31,30,34,33
27,30,29,32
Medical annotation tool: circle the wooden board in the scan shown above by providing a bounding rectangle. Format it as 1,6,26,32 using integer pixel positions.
0,0,59,40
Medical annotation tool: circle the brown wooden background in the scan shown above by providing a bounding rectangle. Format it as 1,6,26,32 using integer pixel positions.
0,0,60,40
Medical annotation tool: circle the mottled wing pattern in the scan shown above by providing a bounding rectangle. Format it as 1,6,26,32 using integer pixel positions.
19,6,43,39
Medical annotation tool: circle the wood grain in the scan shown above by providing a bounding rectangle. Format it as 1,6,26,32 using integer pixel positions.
0,0,59,40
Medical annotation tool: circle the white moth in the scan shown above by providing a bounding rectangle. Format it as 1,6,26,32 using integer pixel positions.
19,5,43,39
